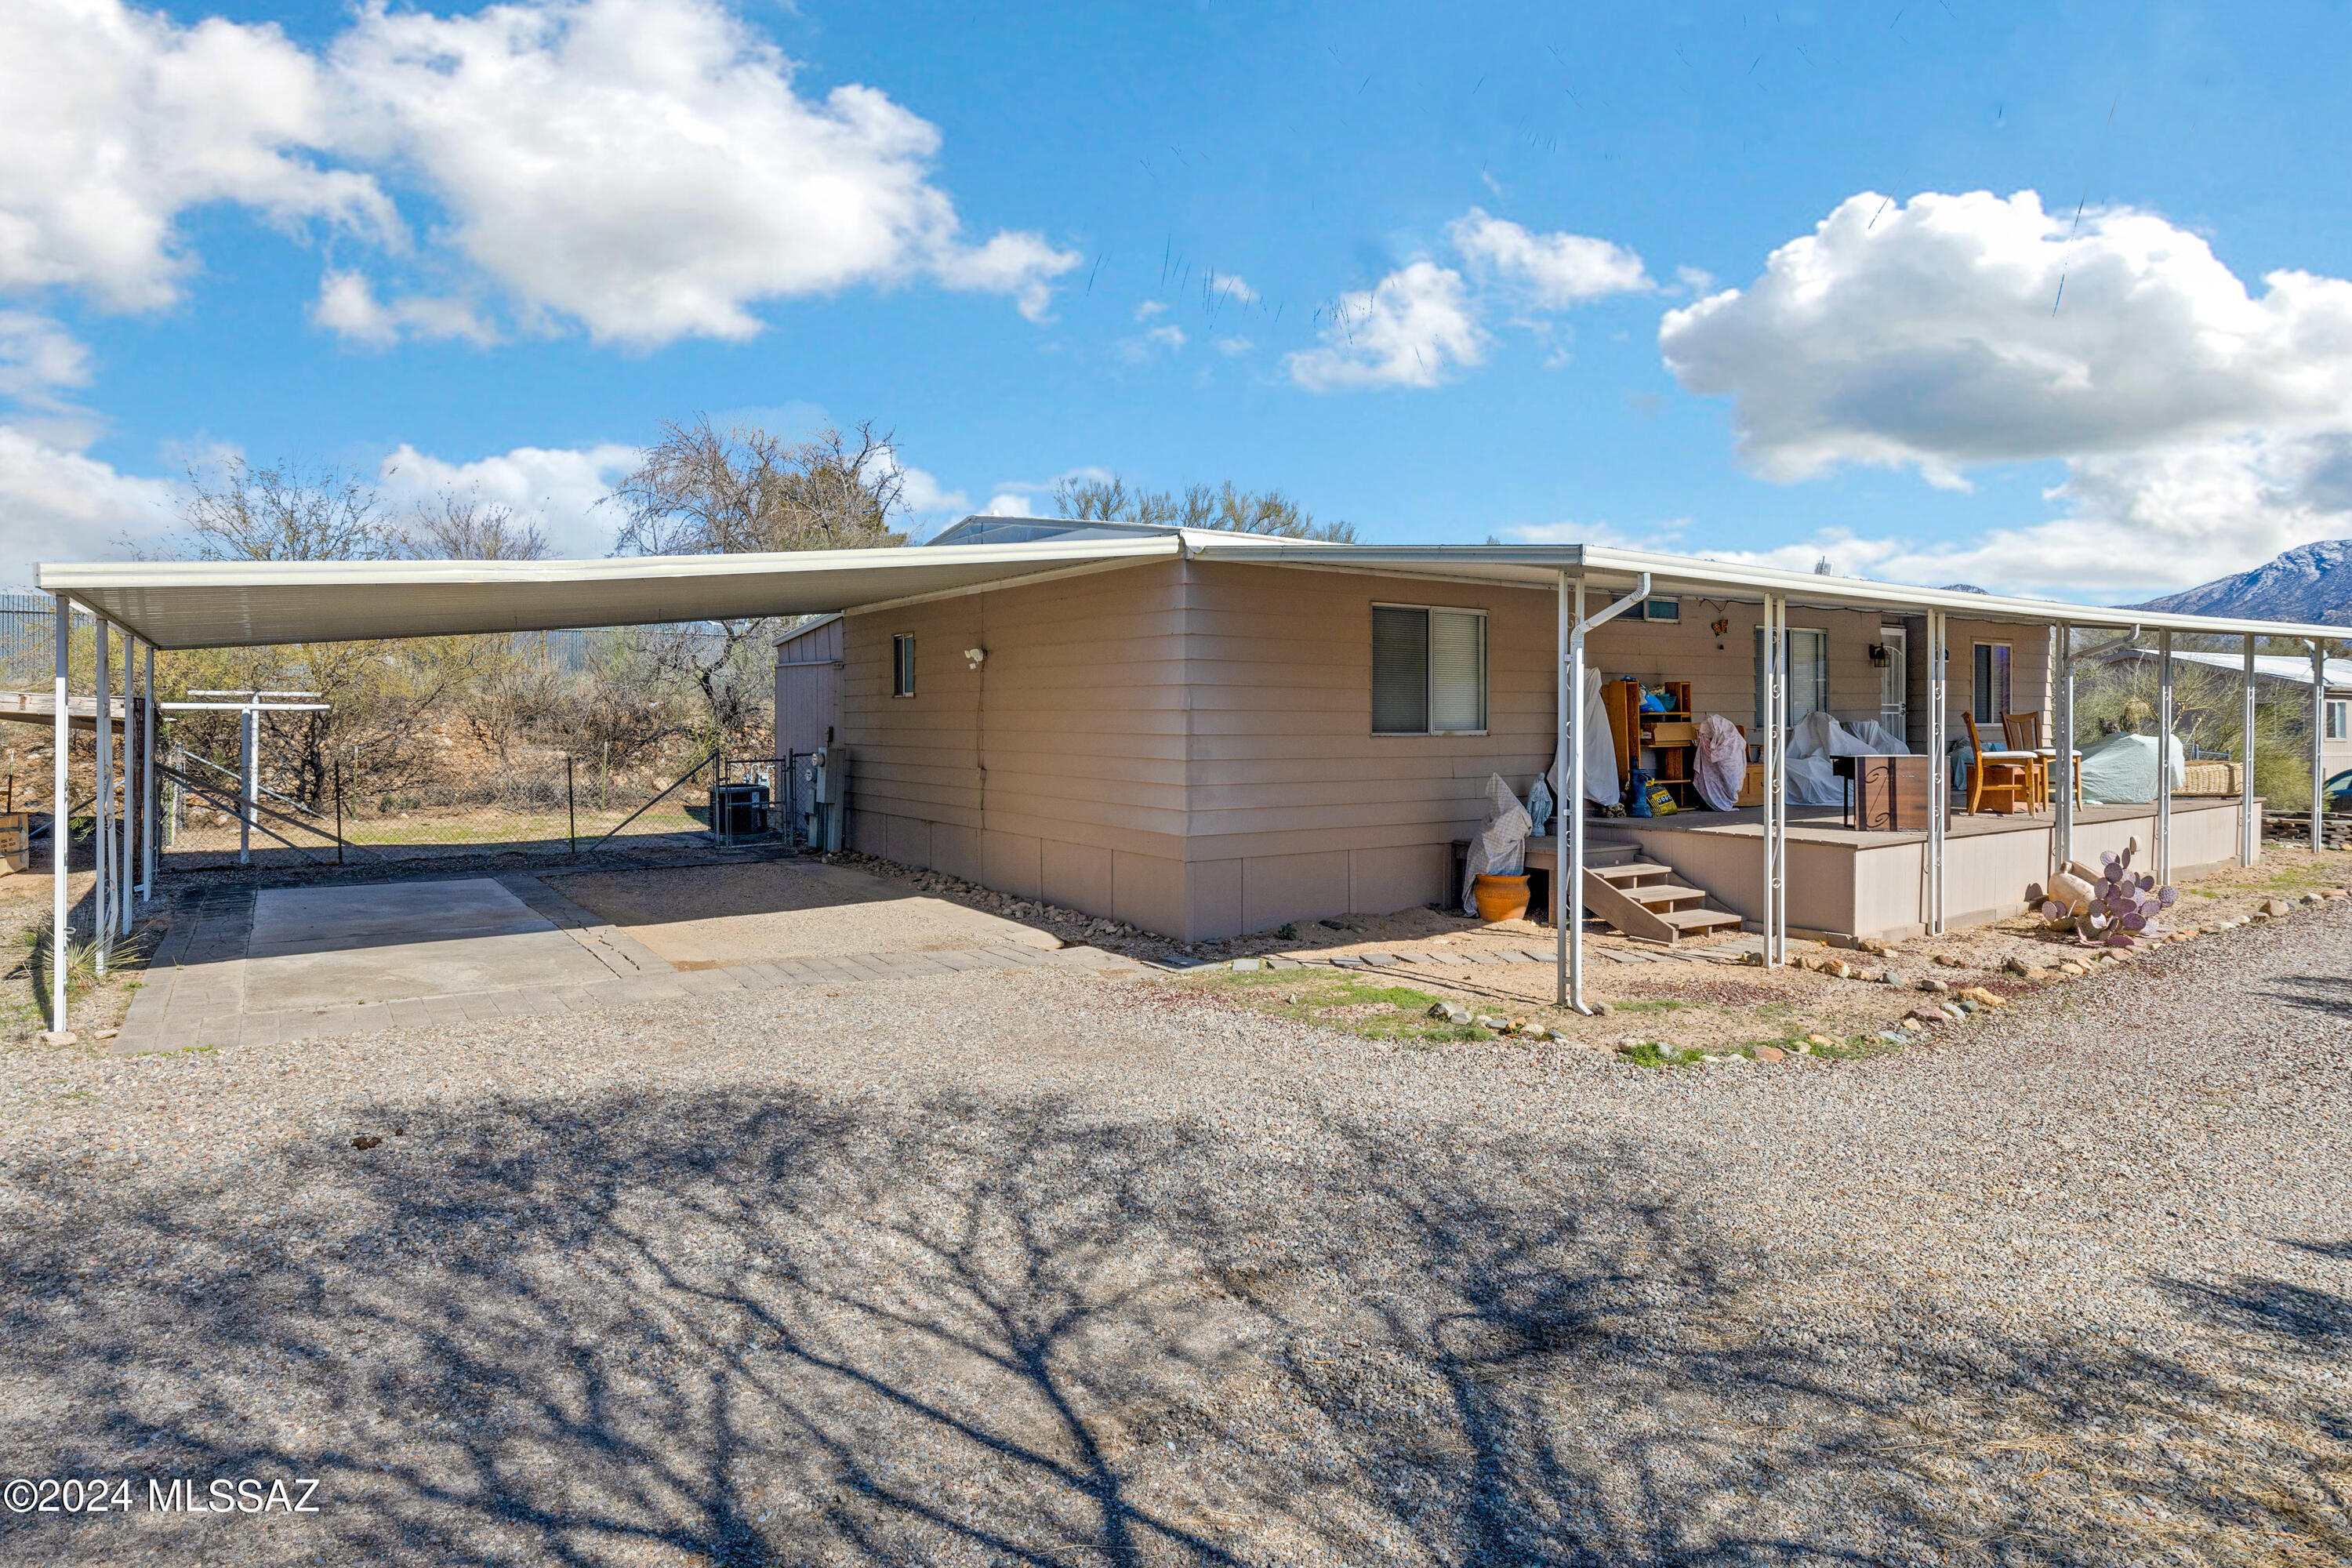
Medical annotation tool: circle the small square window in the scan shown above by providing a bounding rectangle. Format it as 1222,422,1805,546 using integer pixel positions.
891,633,916,697
1371,604,1486,735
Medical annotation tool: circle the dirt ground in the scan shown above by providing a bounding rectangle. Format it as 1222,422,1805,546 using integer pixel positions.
827,840,2352,1059
0,867,155,1047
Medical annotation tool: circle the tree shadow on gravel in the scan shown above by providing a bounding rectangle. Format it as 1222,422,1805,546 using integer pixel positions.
2,1091,2348,1566
2267,972,2352,1018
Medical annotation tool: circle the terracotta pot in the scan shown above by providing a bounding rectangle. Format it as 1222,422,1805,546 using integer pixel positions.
1472,873,1531,924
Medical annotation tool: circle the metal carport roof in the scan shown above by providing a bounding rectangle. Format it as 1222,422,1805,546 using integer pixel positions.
34,535,1184,651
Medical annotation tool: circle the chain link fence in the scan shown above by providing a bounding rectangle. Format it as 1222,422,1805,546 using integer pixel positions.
156,750,804,866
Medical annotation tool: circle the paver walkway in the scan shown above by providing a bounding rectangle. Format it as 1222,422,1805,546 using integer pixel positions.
116,871,1139,1054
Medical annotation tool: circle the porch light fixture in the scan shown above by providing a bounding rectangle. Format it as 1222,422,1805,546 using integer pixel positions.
1868,642,1891,668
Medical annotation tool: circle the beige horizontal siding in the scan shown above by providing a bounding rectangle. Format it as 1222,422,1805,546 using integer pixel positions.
842,560,1192,867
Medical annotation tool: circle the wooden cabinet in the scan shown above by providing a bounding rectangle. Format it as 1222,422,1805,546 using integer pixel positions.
1600,679,1700,809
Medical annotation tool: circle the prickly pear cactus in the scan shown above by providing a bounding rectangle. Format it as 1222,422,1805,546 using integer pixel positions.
2038,842,2176,947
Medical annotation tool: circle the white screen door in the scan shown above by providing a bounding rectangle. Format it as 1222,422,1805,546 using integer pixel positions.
1878,626,1907,736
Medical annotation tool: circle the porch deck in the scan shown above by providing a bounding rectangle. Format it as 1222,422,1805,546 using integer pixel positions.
1528,797,2250,942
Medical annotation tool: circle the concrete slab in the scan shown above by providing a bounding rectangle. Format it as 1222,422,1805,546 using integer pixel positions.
545,860,1062,966
241,878,615,1011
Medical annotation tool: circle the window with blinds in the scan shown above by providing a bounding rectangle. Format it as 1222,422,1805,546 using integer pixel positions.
891,633,916,697
1372,604,1486,734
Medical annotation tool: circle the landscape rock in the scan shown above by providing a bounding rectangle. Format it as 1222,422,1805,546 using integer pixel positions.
1880,970,1909,987
1427,1001,1474,1025
2003,956,2035,977
1857,937,1898,955
1957,986,2008,1008
1933,953,1966,967
1905,1007,1945,1025
2263,898,2295,917
1755,1045,1787,1063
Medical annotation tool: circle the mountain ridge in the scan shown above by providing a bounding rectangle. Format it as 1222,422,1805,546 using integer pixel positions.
2130,539,2352,626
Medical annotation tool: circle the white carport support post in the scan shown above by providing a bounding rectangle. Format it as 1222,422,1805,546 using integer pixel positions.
2315,640,2329,855
2053,624,2074,877
49,594,70,1038
93,619,111,976
1555,575,1575,1008
1926,610,1948,936
1557,570,1649,1011
239,700,257,866
2156,629,2174,887
2241,637,2259,866
2055,624,2141,876
1762,593,1788,964
141,644,158,901
118,630,136,937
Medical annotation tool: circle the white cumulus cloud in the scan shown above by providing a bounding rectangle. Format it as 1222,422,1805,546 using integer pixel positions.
376,441,641,558
1451,209,1651,307
0,424,179,572
0,0,1076,345
313,271,496,347
0,311,93,408
0,0,395,310
1290,211,1650,392
1660,188,2352,485
324,0,1076,344
1286,262,1486,391
1659,188,2352,596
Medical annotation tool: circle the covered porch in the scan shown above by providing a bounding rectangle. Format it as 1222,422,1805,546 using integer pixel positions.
1185,539,2344,1012
1526,796,2249,942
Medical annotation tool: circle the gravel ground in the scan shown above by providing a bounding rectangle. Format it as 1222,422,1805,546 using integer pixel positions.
1,904,2347,1565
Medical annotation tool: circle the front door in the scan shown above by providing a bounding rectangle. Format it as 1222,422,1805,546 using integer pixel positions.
1878,626,1908,737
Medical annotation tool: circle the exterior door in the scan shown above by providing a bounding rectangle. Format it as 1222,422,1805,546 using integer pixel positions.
1878,626,1907,736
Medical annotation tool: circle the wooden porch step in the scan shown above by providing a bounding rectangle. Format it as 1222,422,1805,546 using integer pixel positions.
1657,908,1744,936
1617,882,1710,908
1577,855,1744,946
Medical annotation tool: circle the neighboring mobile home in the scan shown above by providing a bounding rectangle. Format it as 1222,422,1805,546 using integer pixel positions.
807,520,2306,944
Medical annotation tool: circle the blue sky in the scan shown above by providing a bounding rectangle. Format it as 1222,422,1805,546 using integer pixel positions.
7,0,2352,598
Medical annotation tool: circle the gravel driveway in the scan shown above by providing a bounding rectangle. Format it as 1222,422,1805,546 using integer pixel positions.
2,905,2347,1566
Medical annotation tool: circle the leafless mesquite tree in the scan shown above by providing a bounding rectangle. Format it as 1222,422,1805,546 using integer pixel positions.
1051,475,1359,543
401,492,550,562
182,458,400,563
609,416,911,748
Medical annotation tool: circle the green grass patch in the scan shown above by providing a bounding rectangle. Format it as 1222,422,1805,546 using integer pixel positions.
1610,998,1691,1014
1615,1029,1900,1069
1182,965,1512,1044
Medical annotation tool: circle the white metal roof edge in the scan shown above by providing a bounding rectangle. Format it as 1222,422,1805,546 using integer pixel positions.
1182,539,2352,642
36,535,1180,592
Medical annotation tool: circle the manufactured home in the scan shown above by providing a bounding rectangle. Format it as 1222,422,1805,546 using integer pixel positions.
796,519,2332,946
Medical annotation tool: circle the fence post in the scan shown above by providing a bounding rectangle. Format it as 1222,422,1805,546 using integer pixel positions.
334,760,344,866
567,755,577,857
